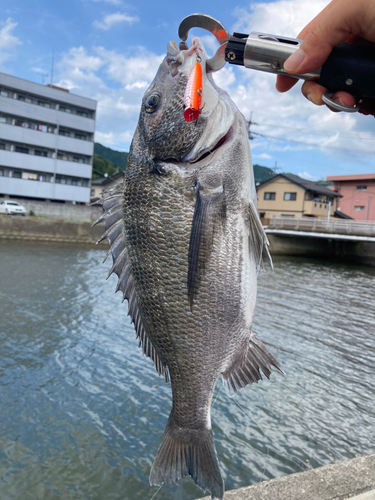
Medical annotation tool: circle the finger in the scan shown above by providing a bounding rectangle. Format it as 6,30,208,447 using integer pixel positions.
301,81,328,106
301,81,357,109
276,74,299,93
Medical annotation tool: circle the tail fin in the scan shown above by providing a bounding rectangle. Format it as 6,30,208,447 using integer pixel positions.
149,416,224,500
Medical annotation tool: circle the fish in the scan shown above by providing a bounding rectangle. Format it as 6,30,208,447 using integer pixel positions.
94,37,283,500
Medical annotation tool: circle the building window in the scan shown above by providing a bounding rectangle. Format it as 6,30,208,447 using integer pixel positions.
56,175,67,184
75,133,86,140
284,192,297,201
281,214,295,218
264,192,276,200
23,172,38,181
91,189,95,196
35,150,48,157
0,169,4,176
76,110,88,117
356,186,367,191
1,90,8,97
13,171,22,179
0,143,5,150
15,146,29,154
354,206,365,211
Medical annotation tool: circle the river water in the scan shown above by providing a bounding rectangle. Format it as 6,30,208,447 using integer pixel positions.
0,240,374,500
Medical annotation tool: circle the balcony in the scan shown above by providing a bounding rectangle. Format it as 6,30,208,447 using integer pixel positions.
0,96,95,133
0,176,90,203
0,150,92,178
0,123,93,156
303,200,334,217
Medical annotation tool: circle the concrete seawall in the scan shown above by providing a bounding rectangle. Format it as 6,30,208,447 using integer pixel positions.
201,455,375,500
267,232,375,266
1,198,102,222
0,215,105,245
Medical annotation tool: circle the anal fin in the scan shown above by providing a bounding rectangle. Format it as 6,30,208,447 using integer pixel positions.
222,331,284,396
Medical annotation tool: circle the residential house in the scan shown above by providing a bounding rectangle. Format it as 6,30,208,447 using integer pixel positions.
326,174,375,221
257,173,341,219
90,172,124,201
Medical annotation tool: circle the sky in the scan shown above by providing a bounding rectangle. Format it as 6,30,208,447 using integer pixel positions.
1,0,375,181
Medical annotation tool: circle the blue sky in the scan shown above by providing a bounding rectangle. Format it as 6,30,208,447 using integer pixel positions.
2,0,375,181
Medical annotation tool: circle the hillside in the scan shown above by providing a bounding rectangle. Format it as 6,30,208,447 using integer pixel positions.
92,154,118,180
253,164,275,185
94,143,129,170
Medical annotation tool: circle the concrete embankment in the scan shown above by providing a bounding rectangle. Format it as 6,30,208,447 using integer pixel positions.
267,231,375,266
201,455,375,500
0,215,104,245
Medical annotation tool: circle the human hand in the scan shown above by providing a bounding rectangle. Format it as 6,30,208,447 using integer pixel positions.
276,0,375,111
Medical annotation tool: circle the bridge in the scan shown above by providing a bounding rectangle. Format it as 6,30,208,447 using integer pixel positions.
264,217,375,266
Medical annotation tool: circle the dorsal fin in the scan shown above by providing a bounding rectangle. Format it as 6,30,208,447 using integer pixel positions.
93,182,169,383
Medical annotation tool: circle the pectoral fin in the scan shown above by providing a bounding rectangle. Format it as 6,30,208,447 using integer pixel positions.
93,183,169,383
188,182,226,308
248,201,273,272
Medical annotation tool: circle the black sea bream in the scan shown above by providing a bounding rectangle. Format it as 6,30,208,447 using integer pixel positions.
95,37,283,500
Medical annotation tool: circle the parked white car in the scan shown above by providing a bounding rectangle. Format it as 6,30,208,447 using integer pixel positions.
0,200,27,216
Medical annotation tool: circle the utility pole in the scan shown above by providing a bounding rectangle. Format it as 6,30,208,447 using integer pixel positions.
247,111,258,140
50,53,54,86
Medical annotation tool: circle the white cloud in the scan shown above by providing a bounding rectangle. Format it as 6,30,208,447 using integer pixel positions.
298,171,320,181
95,46,163,85
56,44,163,150
233,0,330,37
93,12,138,30
91,0,122,4
61,46,103,72
254,153,272,160
0,18,22,64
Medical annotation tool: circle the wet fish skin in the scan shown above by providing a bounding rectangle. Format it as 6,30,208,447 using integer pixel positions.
96,38,282,500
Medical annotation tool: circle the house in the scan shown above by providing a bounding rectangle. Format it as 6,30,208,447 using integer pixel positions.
326,174,375,221
256,173,341,219
90,172,124,201
0,72,96,204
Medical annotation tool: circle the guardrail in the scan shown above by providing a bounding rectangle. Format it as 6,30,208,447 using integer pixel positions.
267,217,375,236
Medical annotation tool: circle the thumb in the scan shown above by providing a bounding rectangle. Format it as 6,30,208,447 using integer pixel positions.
283,0,362,74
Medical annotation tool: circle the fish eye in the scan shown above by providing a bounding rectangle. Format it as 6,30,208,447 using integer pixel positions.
145,93,161,113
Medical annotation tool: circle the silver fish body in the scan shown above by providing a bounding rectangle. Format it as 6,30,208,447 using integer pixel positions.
95,38,282,500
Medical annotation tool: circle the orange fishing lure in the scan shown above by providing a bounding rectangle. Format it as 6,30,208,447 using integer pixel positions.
183,61,204,122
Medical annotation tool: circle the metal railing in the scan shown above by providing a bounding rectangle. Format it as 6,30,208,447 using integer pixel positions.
267,217,375,236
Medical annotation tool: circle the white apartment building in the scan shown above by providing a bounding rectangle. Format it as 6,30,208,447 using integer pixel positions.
0,72,96,203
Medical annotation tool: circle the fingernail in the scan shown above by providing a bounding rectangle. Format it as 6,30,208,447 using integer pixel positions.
307,93,313,103
284,49,306,72
332,96,345,105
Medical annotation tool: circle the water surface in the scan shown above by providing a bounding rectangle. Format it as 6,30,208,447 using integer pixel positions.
0,240,374,499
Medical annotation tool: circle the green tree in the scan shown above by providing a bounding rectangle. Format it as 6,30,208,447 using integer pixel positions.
92,154,118,180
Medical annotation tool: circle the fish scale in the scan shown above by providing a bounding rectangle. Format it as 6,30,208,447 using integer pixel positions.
95,36,283,500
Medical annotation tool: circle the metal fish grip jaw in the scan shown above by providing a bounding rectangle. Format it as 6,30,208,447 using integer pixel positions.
178,13,375,114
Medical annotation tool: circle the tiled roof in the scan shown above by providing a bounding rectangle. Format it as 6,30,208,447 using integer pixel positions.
257,173,341,197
